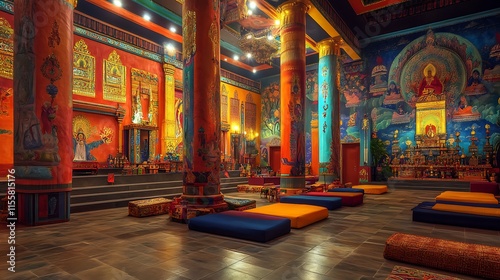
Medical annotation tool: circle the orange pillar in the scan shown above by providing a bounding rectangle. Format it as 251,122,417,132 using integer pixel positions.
278,0,309,189
181,0,226,212
13,0,76,225
311,118,319,176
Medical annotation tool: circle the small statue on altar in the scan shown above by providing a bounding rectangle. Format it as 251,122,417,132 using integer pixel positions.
425,123,437,138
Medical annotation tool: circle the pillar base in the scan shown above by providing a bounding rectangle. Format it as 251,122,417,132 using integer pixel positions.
279,176,306,189
170,194,228,223
17,190,70,226
317,174,337,185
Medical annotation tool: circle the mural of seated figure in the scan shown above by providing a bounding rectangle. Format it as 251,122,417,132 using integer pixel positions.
453,95,480,122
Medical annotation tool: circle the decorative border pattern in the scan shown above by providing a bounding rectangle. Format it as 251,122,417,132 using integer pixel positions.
221,69,260,93
0,1,13,14
0,17,13,79
74,26,163,63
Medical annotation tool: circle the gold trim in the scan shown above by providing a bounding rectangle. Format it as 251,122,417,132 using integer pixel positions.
103,50,127,103
64,0,78,8
278,0,311,27
73,39,95,97
317,37,342,58
0,17,13,79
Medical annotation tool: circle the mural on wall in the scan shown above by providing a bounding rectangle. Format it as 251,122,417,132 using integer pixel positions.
130,68,158,126
72,114,113,162
340,61,365,142
73,39,95,97
369,56,388,97
103,50,126,103
0,17,13,79
260,78,280,165
362,17,500,160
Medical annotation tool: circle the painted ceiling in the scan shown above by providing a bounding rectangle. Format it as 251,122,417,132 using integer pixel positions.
76,0,499,80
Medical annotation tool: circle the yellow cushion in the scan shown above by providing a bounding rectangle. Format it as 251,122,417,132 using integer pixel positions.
353,185,388,194
244,203,328,228
432,203,500,217
436,191,499,205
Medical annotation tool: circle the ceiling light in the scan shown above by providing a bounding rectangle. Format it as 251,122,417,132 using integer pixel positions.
252,69,257,73
249,1,257,9
246,53,252,58
224,58,227,61
143,14,151,21
113,0,122,7
233,55,239,61
166,43,175,51
275,19,280,25
170,26,177,33
267,35,274,41
247,10,253,16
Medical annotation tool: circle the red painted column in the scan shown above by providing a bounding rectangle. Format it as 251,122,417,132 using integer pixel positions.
278,0,309,189
181,0,226,212
13,0,76,225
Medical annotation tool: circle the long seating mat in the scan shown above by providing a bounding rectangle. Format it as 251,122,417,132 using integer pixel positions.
244,203,329,228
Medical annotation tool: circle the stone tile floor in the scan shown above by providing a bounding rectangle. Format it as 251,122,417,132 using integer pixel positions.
1,189,499,279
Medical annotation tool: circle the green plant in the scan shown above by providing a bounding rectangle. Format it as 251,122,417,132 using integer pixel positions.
370,138,388,167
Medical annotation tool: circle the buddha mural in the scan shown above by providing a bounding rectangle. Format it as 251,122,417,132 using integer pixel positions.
418,63,443,97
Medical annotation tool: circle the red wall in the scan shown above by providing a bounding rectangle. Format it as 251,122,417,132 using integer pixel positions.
0,12,14,176
73,35,165,161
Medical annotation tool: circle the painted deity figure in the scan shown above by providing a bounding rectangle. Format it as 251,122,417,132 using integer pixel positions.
418,64,443,96
73,130,106,161
464,69,486,95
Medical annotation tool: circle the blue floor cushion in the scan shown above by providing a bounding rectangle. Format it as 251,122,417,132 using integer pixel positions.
188,210,291,242
280,195,342,210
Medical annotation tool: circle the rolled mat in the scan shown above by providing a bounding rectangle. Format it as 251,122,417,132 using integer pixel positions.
384,233,500,280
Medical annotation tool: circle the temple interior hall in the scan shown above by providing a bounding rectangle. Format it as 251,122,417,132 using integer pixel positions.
0,0,500,279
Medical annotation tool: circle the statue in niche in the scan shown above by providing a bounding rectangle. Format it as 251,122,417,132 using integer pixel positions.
418,63,443,97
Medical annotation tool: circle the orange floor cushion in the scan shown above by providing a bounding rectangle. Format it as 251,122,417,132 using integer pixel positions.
435,191,499,205
244,203,328,228
353,185,388,194
432,203,500,217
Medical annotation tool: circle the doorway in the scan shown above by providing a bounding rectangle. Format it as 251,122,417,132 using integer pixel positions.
342,143,360,185
269,146,281,175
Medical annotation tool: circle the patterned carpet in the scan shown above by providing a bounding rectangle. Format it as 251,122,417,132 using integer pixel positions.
386,265,463,280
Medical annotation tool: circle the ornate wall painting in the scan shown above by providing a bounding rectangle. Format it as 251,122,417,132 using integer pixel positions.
0,17,13,79
483,35,500,84
369,56,388,97
103,50,126,103
221,85,228,123
0,87,13,169
72,114,113,162
230,96,240,127
342,61,366,108
73,39,95,97
130,68,159,126
260,80,280,139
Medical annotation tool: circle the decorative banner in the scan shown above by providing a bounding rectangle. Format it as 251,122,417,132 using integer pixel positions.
103,50,126,103
230,97,239,126
130,68,159,126
0,17,13,79
73,39,95,97
245,102,256,131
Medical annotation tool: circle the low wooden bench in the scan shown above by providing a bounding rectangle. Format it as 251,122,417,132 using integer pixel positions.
128,197,173,217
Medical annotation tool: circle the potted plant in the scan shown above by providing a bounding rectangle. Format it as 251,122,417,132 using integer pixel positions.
370,137,389,181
